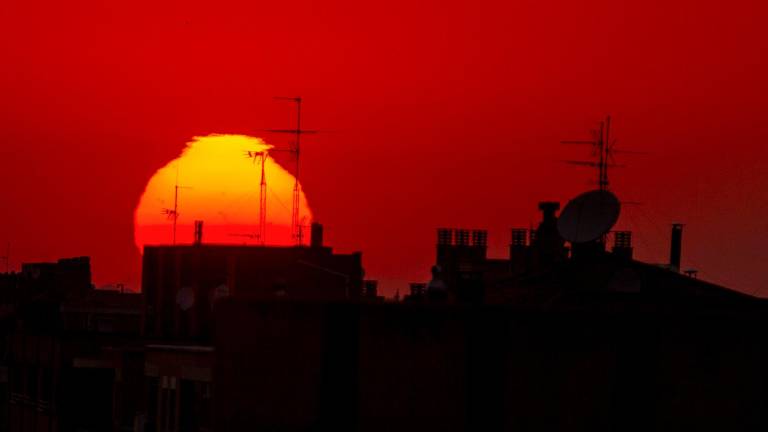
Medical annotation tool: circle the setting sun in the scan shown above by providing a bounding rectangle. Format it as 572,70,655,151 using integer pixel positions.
134,134,312,251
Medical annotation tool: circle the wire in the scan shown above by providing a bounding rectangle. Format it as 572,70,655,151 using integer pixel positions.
268,186,291,212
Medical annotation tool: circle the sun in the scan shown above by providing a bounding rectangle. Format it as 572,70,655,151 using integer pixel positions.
134,134,312,250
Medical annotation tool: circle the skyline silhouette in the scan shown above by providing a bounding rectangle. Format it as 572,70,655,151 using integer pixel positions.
2,1,767,429
1,0,766,297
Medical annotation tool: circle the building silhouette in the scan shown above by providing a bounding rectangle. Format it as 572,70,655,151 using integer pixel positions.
0,208,766,431
0,258,143,430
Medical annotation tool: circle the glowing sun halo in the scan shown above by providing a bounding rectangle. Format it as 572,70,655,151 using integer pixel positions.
134,134,312,251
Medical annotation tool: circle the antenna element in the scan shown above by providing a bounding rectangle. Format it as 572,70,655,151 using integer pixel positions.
267,97,318,246
562,116,616,191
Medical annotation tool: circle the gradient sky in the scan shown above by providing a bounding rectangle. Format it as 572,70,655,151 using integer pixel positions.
1,0,767,295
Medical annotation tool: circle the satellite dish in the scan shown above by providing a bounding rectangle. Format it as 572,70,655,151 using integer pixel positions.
176,286,195,311
557,190,621,243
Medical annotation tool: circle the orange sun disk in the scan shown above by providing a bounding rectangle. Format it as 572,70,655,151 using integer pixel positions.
134,134,312,251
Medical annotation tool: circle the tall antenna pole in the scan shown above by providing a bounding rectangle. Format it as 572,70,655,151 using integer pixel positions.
601,116,611,191
269,97,317,246
173,180,179,245
598,119,606,191
260,152,267,245
293,98,302,245
246,150,269,245
562,115,617,192
163,162,188,245
172,163,180,245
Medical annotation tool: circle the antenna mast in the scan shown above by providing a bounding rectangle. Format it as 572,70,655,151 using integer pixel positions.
268,97,317,245
562,115,616,191
162,163,189,245
246,150,269,245
173,175,179,244
601,116,611,190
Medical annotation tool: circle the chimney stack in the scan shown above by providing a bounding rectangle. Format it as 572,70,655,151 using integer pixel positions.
437,228,453,246
310,223,324,248
409,283,426,297
364,280,378,298
612,231,633,259
455,229,470,246
509,228,529,262
538,201,560,224
194,220,204,246
669,224,683,271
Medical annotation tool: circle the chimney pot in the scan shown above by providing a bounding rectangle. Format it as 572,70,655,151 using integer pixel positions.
538,201,560,222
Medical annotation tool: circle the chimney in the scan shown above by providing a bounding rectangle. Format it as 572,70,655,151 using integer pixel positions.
436,228,453,264
538,201,560,224
455,229,470,246
669,224,683,271
532,202,560,247
509,228,529,262
532,201,566,264
511,229,528,248
310,223,324,248
364,280,378,298
471,230,488,248
437,228,453,246
612,231,633,259
194,220,204,246
409,283,426,297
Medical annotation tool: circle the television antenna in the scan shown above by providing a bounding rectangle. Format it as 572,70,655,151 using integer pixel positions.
161,163,190,245
561,115,648,191
561,115,619,191
245,150,269,245
266,97,318,246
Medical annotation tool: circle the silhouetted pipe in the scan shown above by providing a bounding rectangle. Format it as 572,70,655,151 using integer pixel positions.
670,224,683,271
310,223,323,248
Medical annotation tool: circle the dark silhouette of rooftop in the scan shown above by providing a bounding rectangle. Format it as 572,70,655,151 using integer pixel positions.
0,208,765,431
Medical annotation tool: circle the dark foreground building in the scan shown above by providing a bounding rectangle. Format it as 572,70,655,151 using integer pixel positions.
213,298,768,432
1,213,767,431
1,224,366,431
212,206,766,431
0,258,143,431
141,223,364,341
139,223,365,430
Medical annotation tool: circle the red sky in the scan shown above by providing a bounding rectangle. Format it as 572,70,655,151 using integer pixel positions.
1,0,767,295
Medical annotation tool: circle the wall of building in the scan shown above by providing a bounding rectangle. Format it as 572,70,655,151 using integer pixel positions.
142,245,363,342
214,300,768,432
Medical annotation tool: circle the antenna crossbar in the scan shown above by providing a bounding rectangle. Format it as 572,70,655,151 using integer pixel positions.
265,96,317,246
